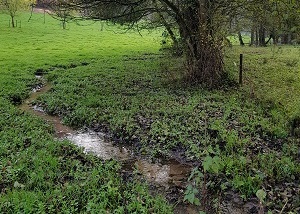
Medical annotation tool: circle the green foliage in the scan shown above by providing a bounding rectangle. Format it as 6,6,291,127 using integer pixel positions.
184,167,203,207
39,41,299,203
0,12,299,213
0,104,172,213
183,184,200,206
225,46,300,121
203,155,222,173
0,12,171,213
256,189,267,203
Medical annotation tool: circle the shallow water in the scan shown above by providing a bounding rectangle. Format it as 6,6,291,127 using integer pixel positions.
19,82,74,138
135,159,191,187
66,132,130,161
20,81,192,188
66,130,191,188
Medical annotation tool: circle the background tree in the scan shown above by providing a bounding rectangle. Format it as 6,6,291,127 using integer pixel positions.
49,0,298,86
42,0,74,29
275,0,300,44
239,0,300,46
0,0,34,27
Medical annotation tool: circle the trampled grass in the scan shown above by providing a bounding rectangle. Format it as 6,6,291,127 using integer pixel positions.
0,11,299,213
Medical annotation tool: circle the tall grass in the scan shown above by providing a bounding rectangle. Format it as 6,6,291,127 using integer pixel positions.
225,45,300,119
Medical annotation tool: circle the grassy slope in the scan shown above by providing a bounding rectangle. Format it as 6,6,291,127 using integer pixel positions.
226,45,300,116
0,12,172,213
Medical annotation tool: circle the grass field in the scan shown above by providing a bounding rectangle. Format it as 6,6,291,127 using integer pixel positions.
0,12,172,213
0,11,299,213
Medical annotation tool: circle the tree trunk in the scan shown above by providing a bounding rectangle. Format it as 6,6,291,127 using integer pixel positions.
288,33,292,44
274,35,278,45
282,34,289,44
62,19,67,29
28,4,34,22
259,24,266,46
250,27,255,46
44,9,46,24
238,31,245,46
255,28,259,46
265,36,272,45
11,15,15,28
159,0,224,88
179,0,224,88
270,29,278,45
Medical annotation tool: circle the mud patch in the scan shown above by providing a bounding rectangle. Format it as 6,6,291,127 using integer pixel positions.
122,158,191,188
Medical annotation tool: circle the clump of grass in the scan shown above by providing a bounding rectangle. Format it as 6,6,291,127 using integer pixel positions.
285,58,298,67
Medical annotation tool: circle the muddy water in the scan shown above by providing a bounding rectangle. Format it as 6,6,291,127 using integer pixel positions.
67,131,191,188
20,80,192,189
135,159,191,188
19,81,74,138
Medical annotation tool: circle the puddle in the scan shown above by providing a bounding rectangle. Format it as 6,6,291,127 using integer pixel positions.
135,159,191,188
66,132,130,161
19,78,192,189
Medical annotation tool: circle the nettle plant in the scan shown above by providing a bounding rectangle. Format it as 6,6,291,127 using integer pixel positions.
184,154,223,211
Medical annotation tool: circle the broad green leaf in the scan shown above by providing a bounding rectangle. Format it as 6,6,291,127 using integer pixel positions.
203,155,213,172
194,198,200,206
256,189,266,202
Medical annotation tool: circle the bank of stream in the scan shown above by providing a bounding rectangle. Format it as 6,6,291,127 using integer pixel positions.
19,76,199,213
20,76,281,214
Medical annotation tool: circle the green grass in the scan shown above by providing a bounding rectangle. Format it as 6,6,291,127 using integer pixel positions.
0,11,299,213
0,109,171,213
0,12,172,213
39,47,299,210
226,45,300,119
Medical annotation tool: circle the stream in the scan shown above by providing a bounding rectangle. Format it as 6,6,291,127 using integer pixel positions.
19,77,196,212
19,76,256,214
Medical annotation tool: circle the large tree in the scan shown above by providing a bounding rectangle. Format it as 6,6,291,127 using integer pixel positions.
55,0,244,88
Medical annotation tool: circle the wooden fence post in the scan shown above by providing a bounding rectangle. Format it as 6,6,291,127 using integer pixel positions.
239,54,243,86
